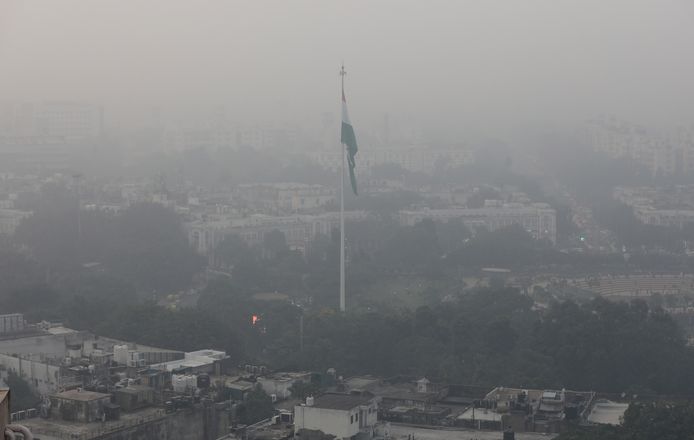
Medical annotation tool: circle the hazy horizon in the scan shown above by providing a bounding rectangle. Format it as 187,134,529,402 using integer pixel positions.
2,1,694,138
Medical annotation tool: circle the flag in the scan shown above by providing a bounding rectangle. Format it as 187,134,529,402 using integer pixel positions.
341,90,358,195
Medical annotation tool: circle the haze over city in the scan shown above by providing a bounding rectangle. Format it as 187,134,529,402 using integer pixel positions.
3,1,694,136
1,2,694,440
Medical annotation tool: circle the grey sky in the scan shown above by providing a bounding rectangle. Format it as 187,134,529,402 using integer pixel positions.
2,1,693,136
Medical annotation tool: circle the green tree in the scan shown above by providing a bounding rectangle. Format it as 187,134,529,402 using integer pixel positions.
239,387,274,425
106,203,204,293
288,380,321,401
6,371,39,411
558,402,694,440
262,229,289,259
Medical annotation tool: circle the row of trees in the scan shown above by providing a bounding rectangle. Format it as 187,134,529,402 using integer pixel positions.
57,283,694,396
10,192,203,295
212,215,694,313
282,291,692,394
593,198,694,252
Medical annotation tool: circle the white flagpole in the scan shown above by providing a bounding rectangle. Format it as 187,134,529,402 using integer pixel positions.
339,64,346,312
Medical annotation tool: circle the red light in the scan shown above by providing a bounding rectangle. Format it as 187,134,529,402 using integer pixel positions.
252,315,259,325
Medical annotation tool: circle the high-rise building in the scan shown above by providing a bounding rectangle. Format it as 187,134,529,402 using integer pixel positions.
37,101,104,139
0,101,103,139
585,116,685,177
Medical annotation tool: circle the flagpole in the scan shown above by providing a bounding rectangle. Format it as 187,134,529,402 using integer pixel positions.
339,64,346,312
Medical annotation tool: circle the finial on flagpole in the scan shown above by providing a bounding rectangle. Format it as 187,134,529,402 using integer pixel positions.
340,64,346,94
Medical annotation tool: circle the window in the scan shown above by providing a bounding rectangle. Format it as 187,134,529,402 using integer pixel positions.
350,415,354,424
355,413,359,422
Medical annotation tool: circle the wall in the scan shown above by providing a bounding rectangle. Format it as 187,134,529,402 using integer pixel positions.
26,402,229,440
51,396,110,423
0,334,78,358
0,353,61,395
98,403,228,440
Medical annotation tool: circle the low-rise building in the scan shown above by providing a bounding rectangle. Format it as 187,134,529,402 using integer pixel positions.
294,394,378,440
223,379,256,401
150,349,229,375
359,377,449,426
113,385,155,412
50,390,111,423
458,387,597,434
0,328,184,395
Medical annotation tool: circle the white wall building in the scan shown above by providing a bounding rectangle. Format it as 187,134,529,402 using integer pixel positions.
186,211,367,256
585,117,688,177
311,145,474,174
294,393,378,440
0,136,77,172
613,186,694,228
236,183,336,214
633,207,694,228
0,210,30,235
150,349,228,374
0,353,62,396
0,314,25,335
38,102,103,139
0,101,103,139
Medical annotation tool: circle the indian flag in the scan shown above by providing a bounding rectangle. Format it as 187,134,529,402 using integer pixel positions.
341,89,358,195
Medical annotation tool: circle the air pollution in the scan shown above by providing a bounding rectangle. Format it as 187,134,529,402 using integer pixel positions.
0,2,693,440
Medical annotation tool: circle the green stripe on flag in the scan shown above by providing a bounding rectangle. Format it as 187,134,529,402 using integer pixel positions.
341,121,358,195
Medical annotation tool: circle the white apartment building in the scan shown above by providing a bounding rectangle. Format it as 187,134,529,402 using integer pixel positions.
585,117,694,177
0,136,78,172
236,183,336,213
0,314,25,335
38,102,103,139
398,202,557,244
0,101,103,139
311,145,474,174
613,186,694,228
167,128,238,152
294,394,378,440
186,211,367,256
633,208,694,228
0,209,31,235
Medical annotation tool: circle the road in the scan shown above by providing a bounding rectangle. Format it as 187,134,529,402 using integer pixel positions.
383,423,558,440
